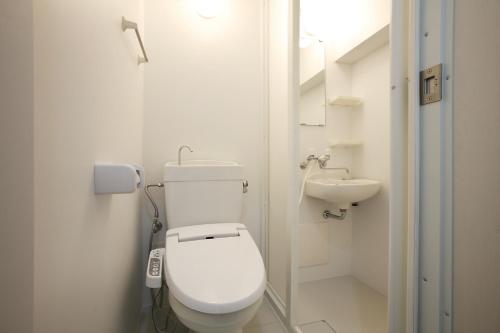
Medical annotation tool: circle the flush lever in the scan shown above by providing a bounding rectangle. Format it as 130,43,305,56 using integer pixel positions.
243,180,249,193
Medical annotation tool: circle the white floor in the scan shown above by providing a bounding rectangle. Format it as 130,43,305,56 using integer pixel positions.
298,276,388,333
243,298,288,333
143,276,387,333
143,297,287,333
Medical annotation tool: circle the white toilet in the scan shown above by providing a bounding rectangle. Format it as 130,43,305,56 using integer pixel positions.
163,160,266,333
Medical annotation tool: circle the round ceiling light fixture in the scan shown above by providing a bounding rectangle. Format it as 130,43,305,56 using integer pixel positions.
195,0,225,19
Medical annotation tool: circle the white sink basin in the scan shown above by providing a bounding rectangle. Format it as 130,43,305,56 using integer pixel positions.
164,160,243,181
305,174,381,209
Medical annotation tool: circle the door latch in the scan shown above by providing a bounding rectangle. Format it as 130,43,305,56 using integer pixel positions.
420,64,442,105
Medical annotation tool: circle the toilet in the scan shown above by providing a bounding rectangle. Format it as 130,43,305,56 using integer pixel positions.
162,160,266,333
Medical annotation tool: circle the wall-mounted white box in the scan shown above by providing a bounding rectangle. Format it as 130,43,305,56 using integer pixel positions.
94,163,144,194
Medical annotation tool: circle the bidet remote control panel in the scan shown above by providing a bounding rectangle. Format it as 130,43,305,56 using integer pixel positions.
146,248,165,289
149,258,160,275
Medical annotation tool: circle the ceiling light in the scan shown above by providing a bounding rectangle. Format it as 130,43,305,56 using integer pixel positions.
195,0,225,19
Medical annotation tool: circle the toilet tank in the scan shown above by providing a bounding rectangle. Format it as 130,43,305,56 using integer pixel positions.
163,160,244,228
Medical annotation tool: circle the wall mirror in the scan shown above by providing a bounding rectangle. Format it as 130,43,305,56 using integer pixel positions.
299,8,326,127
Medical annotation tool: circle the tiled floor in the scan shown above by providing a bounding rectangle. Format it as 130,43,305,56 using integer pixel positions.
297,276,387,333
143,297,287,333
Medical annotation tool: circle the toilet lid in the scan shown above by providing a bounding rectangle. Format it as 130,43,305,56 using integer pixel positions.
164,223,266,315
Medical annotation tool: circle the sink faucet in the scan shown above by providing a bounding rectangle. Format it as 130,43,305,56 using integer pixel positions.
178,145,194,165
300,153,331,169
317,153,331,168
300,154,317,169
327,167,350,174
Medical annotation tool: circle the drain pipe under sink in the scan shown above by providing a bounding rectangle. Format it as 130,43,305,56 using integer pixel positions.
323,209,348,220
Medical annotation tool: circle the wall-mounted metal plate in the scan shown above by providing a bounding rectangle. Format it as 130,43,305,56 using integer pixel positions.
420,64,442,105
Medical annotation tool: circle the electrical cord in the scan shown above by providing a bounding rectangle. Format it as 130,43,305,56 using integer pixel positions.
151,282,176,333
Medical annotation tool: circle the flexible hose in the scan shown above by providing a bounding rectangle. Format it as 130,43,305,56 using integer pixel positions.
299,160,317,204
145,183,163,221
144,183,175,333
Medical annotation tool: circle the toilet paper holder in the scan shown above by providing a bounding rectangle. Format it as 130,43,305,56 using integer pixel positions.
94,163,145,194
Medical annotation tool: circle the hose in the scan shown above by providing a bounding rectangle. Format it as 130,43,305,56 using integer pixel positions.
299,160,317,204
144,183,177,333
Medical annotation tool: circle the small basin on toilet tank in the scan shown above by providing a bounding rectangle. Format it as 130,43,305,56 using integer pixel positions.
305,174,381,209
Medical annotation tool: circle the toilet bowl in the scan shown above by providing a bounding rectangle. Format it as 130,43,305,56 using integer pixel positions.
169,292,262,333
164,223,266,333
162,160,267,333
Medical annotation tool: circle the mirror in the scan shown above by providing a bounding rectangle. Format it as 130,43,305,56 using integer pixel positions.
299,11,326,126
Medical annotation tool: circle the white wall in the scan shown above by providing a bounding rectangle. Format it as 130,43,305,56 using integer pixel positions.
143,0,265,244
33,1,144,332
300,42,324,84
453,0,500,331
325,0,390,58
0,1,34,332
350,45,390,295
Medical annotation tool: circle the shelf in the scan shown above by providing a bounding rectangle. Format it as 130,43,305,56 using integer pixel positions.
329,141,363,148
328,96,363,107
300,69,325,94
336,24,390,64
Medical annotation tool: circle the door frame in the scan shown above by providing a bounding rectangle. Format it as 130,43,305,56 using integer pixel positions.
408,0,454,332
285,0,416,332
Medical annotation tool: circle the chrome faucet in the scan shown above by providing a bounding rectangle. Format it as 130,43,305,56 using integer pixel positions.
317,153,331,168
327,167,350,175
300,153,331,169
178,145,194,165
300,154,317,169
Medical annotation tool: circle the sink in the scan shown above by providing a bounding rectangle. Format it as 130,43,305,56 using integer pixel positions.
305,174,381,209
164,160,243,181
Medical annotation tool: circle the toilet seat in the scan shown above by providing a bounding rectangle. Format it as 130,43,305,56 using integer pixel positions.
164,223,266,315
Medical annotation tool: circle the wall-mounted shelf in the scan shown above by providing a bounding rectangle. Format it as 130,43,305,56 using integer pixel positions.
335,24,390,64
300,69,325,94
329,141,363,148
328,96,363,107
